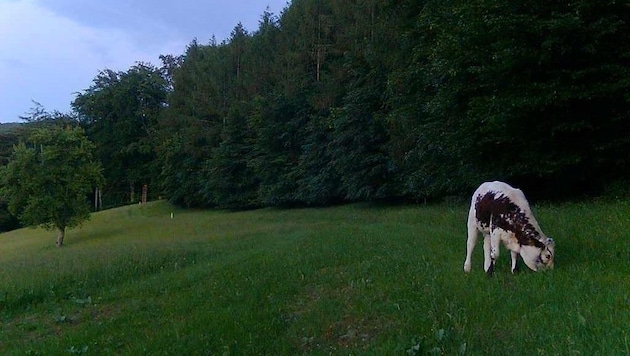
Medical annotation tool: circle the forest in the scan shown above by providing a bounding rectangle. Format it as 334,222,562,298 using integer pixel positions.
1,0,629,230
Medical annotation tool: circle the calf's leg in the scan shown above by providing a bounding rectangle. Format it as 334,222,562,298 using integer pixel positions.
510,251,519,273
487,230,501,275
483,233,493,274
463,216,478,273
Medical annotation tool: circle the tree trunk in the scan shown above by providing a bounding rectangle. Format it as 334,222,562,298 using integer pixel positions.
130,182,135,203
56,227,65,248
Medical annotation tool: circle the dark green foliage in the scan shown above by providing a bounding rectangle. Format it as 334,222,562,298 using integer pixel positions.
155,42,223,207
204,106,259,208
386,0,630,198
0,197,20,233
0,111,79,232
0,126,103,242
0,124,21,167
247,95,309,207
69,0,629,208
72,63,168,207
155,116,213,207
330,53,392,201
295,111,341,205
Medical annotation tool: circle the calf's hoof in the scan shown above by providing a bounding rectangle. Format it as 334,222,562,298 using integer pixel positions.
463,263,471,273
485,263,495,277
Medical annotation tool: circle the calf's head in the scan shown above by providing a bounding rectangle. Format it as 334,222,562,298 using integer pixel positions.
521,238,555,271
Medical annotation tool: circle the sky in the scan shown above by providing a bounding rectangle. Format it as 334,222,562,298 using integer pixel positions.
0,0,289,123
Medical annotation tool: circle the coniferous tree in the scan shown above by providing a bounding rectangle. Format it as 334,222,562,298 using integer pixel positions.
156,41,223,207
386,0,630,198
148,0,629,207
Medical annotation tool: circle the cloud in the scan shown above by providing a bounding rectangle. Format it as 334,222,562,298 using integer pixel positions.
0,0,185,122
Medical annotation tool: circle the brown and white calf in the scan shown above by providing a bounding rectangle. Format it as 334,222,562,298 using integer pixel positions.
463,181,555,274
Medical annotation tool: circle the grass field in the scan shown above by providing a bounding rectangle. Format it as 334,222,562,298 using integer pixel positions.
1,200,629,355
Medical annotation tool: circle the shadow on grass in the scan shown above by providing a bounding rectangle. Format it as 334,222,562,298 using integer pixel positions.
66,226,129,246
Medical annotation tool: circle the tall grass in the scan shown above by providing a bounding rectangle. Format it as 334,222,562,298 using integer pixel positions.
1,200,628,355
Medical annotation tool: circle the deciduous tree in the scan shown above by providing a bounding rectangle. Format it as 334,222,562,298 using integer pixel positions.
0,125,103,247
73,63,167,206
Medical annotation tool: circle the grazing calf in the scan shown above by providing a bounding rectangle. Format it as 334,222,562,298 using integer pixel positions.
463,181,555,274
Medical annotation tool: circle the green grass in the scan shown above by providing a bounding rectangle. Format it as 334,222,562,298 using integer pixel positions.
1,200,629,355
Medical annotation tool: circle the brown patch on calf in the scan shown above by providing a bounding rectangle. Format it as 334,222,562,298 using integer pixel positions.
475,191,545,248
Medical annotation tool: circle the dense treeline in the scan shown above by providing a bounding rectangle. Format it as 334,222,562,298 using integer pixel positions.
0,124,22,231
3,0,629,218
149,0,628,208
70,0,630,208
73,64,166,206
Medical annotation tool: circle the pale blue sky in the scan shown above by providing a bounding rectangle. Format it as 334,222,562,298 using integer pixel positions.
0,0,289,123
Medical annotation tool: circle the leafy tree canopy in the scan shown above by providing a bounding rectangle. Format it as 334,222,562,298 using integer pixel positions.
0,125,104,247
72,63,168,207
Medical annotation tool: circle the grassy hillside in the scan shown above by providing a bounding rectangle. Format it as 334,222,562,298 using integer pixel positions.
1,200,628,355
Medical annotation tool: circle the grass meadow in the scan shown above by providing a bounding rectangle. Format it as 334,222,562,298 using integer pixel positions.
0,200,628,355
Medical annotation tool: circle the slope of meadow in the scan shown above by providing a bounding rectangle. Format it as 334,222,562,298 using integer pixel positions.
0,200,628,355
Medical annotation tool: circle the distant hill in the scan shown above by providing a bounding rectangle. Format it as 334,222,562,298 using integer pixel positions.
0,122,22,133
